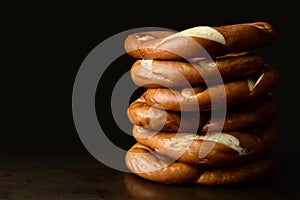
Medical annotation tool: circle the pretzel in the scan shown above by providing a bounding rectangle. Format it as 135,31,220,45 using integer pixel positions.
142,65,279,111
130,52,265,88
132,121,277,167
127,94,277,132
124,22,276,59
125,143,276,185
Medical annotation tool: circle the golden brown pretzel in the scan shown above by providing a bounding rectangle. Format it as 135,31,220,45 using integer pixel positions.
130,52,265,88
142,65,280,111
124,22,276,59
125,143,276,185
127,94,277,132
132,121,277,167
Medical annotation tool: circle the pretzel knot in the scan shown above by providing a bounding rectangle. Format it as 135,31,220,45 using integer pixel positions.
124,21,279,185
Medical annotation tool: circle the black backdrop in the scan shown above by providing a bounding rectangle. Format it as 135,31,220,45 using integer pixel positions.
3,3,299,169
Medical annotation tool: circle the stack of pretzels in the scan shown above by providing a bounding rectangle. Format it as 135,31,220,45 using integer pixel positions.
124,22,280,185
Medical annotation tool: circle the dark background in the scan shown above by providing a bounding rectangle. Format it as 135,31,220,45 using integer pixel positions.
2,2,299,198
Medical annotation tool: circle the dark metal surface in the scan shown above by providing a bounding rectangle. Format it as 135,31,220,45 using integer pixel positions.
1,151,298,200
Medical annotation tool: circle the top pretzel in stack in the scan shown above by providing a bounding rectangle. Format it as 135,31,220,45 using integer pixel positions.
124,21,280,185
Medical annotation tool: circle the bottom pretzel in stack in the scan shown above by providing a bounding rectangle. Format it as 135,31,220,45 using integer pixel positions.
126,143,276,185
123,21,280,185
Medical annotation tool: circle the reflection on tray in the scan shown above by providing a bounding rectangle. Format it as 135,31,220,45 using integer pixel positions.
124,172,277,200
